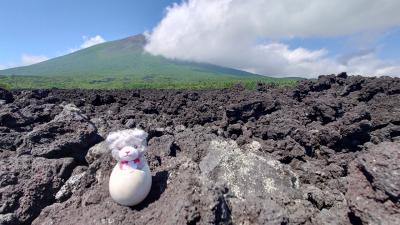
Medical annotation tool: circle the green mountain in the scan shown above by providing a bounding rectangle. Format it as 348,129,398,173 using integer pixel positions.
0,34,299,89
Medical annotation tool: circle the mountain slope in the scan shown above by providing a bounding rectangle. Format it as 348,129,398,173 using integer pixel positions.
0,34,260,78
0,34,300,89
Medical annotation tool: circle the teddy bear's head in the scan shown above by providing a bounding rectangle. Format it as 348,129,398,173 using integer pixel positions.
106,128,148,161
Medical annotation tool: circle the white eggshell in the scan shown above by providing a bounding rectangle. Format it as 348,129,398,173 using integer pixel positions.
109,162,152,206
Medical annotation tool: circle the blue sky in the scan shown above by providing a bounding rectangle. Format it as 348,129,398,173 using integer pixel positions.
0,0,175,67
284,29,400,61
1,0,400,77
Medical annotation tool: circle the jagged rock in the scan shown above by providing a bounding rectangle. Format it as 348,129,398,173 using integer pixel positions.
17,104,102,161
228,196,288,225
90,117,110,137
359,142,400,199
303,185,349,225
90,94,116,106
200,139,301,202
293,79,314,100
148,135,177,157
0,88,13,103
0,213,17,225
124,118,136,128
85,141,108,164
346,142,400,225
142,100,158,114
55,166,88,201
0,104,60,130
173,125,218,162
32,156,230,225
358,78,387,101
225,98,279,124
174,124,186,132
305,94,343,124
0,127,22,151
0,74,399,224
30,90,50,100
0,151,76,224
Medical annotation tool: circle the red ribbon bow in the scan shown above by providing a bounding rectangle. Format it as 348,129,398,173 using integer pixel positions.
119,158,140,169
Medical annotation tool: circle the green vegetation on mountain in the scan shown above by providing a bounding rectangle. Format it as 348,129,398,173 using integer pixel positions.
0,81,10,90
0,34,301,89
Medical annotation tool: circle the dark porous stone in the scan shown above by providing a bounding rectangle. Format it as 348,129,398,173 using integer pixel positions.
0,74,398,224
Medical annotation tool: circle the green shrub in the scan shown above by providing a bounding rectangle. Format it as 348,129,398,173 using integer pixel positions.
0,75,300,90
0,81,11,90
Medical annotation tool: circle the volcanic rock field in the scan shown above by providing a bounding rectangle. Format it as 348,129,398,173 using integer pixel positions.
0,73,399,225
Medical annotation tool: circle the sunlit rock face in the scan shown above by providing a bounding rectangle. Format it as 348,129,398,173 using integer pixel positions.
200,139,301,200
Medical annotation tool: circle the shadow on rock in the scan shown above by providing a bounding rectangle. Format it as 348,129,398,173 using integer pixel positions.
132,170,169,210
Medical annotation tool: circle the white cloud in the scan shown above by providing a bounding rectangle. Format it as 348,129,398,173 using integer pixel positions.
233,43,400,78
145,0,400,77
0,63,17,70
68,35,106,53
21,54,49,66
1,35,106,70
80,35,105,49
0,54,51,69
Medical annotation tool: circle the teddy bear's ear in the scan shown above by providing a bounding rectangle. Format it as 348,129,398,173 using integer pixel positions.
111,148,120,161
131,128,148,141
106,132,120,145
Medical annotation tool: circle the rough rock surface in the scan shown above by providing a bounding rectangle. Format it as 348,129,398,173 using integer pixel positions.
16,104,102,162
0,88,13,104
0,73,399,225
346,142,400,225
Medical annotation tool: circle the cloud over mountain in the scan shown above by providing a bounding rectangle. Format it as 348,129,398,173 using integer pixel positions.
145,0,400,77
68,35,106,53
21,54,49,66
80,35,106,49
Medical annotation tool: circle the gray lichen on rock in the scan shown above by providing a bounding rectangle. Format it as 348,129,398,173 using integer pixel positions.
200,139,301,200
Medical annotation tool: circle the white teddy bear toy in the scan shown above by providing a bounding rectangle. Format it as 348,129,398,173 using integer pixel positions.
106,128,152,206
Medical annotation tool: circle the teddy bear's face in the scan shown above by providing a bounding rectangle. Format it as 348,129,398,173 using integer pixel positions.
106,129,148,162
115,141,141,161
